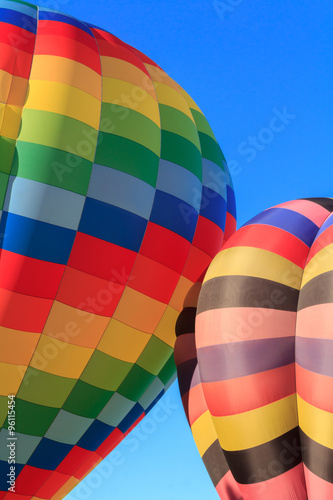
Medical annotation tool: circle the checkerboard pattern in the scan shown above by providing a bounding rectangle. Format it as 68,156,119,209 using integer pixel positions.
0,1,236,498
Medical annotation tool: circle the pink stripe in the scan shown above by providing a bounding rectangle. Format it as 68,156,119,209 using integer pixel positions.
196,308,296,348
271,200,330,226
296,364,333,413
216,470,243,499
296,304,333,340
237,463,307,500
304,465,333,500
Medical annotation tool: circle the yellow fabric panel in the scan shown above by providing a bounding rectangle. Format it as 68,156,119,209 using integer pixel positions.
154,83,195,123
213,394,298,451
100,56,156,99
0,104,21,139
30,55,101,100
298,395,333,449
191,410,217,456
29,334,93,378
24,80,101,129
145,64,180,92
0,327,40,365
153,305,179,347
97,318,150,362
113,287,167,333
0,362,26,396
0,69,12,102
43,301,109,348
178,86,202,113
204,246,303,289
169,275,193,312
301,243,333,287
102,77,160,126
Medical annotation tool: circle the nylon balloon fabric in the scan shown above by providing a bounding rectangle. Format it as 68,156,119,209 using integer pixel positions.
175,282,244,500
174,208,242,499
195,198,333,500
0,1,236,498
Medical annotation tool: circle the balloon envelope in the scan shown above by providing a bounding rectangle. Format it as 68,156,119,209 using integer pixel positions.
175,280,243,500
195,198,333,500
0,1,236,498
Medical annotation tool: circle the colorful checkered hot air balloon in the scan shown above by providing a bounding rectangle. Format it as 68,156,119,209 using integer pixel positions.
185,198,333,500
0,0,236,498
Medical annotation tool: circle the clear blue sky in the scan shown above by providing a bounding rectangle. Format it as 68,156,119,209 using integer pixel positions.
33,0,333,498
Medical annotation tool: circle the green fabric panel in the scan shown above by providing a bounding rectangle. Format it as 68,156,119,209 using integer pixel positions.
18,109,97,162
63,380,113,418
137,336,173,375
117,365,155,401
100,104,160,156
0,137,16,174
198,131,225,168
160,130,202,181
12,141,92,195
45,409,94,445
0,172,9,210
80,350,133,391
158,353,177,385
159,104,201,151
13,399,58,436
190,108,216,139
94,133,159,187
17,368,76,407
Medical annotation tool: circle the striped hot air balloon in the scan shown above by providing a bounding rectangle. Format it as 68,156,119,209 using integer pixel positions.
175,208,242,499
175,281,244,500
0,0,236,498
192,197,333,500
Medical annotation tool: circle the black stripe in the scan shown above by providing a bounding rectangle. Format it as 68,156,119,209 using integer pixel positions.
298,270,333,310
300,428,333,484
175,307,196,337
198,276,299,314
202,439,230,487
176,358,197,397
223,427,302,484
302,198,333,212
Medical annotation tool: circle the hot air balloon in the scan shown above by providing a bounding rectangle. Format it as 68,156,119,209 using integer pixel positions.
0,0,236,498
175,282,244,500
175,202,242,499
189,197,333,500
